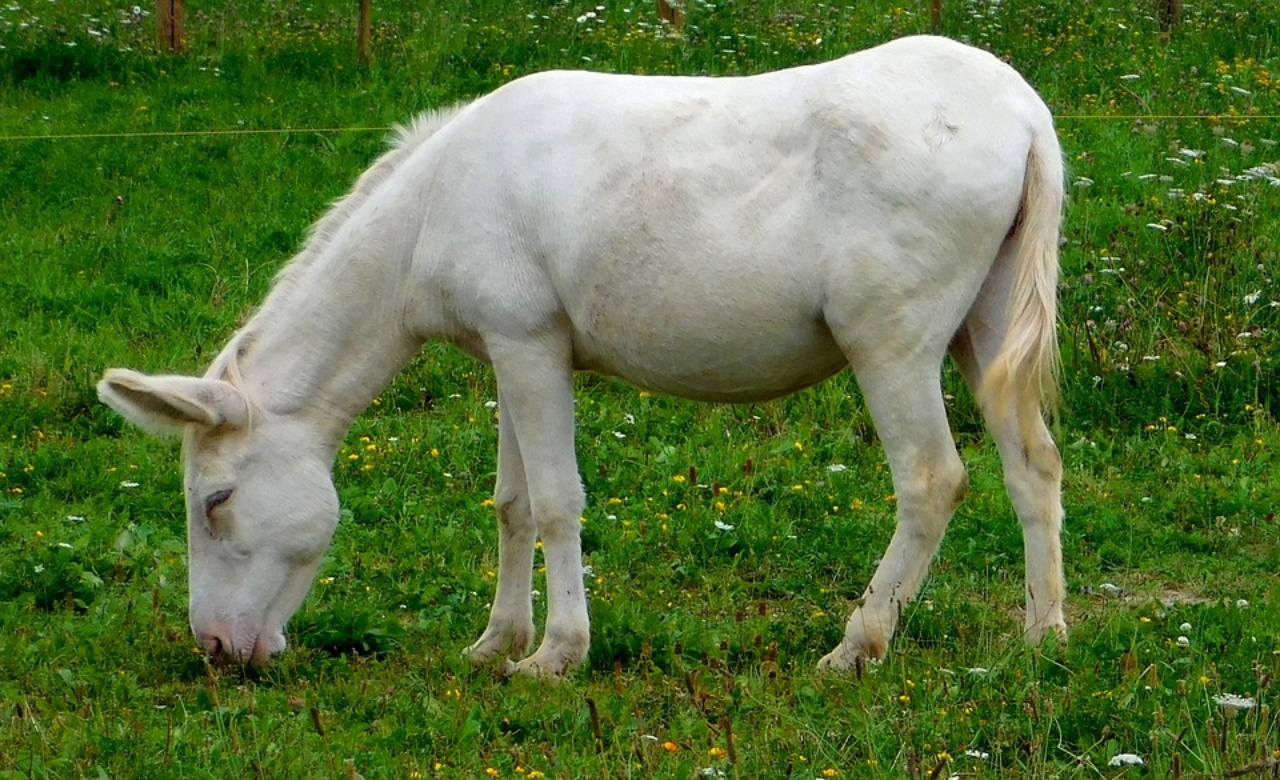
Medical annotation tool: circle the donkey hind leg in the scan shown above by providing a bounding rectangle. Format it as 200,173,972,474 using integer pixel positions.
818,358,969,670
952,330,1066,643
464,396,537,663
486,335,590,678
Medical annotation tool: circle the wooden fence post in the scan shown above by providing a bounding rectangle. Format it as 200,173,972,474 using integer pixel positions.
1160,0,1182,29
156,0,184,52
357,0,372,65
657,0,684,32
930,0,942,32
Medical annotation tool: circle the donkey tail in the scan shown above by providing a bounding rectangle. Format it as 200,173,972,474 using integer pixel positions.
977,127,1064,435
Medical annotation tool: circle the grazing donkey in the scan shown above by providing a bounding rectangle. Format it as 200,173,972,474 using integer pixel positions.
99,35,1066,676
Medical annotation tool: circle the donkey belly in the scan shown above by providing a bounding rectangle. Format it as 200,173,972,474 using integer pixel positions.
568,295,848,403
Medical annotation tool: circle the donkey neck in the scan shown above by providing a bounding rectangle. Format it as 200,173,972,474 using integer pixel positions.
227,207,424,448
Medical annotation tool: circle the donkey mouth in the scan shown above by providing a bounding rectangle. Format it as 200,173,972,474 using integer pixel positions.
197,624,286,666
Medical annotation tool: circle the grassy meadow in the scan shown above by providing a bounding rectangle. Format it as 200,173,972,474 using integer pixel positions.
3,0,1280,776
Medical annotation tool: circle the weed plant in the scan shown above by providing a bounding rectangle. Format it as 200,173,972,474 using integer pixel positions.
2,0,1279,777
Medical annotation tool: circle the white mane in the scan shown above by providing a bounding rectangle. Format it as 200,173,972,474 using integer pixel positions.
208,102,472,383
278,103,471,290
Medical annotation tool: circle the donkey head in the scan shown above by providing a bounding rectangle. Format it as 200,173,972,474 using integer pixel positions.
98,368,338,665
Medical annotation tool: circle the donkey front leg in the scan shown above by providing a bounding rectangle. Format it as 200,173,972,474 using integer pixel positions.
818,368,968,670
464,395,537,663
486,336,590,678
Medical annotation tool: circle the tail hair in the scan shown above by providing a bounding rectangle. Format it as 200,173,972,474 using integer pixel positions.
977,132,1064,438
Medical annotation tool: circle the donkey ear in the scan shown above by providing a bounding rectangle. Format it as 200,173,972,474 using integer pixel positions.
97,368,249,435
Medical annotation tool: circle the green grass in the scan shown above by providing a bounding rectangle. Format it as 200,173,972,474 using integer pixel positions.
3,0,1280,777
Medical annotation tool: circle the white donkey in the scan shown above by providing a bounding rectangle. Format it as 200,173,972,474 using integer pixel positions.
99,35,1066,675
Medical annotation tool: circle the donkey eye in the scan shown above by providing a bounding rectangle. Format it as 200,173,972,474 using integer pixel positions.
204,488,233,517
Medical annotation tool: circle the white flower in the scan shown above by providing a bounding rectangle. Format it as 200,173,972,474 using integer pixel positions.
1213,693,1257,711
1237,599,1250,609
1176,636,1190,649
1109,753,1144,767
1100,582,1123,596
826,463,848,473
713,520,735,532
1179,622,1193,632
613,431,626,439
1179,148,1205,159
120,481,140,488
1146,223,1168,232
576,11,596,22
1243,290,1262,305
964,750,990,760
483,400,498,409
1119,73,1141,81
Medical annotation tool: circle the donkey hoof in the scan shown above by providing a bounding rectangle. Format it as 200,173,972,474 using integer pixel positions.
817,639,886,673
816,643,859,672
506,654,569,681
463,625,535,665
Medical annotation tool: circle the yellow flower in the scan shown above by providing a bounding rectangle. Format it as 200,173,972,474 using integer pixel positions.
485,768,499,777
708,747,726,758
822,769,839,778
662,741,679,752
527,772,546,779
672,474,686,483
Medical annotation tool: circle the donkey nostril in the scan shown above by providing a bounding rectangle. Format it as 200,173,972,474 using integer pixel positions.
197,633,227,660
